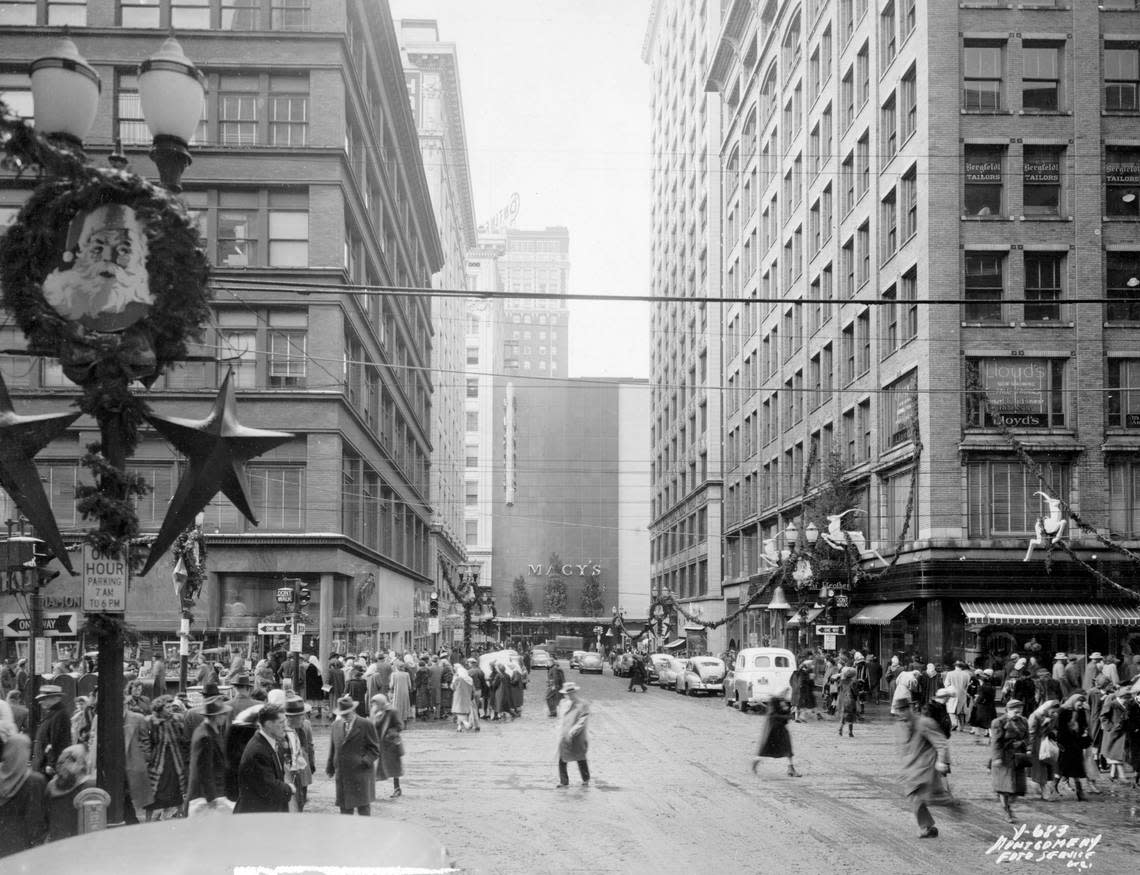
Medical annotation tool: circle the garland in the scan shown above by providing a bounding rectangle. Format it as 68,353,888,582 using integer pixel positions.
172,525,208,607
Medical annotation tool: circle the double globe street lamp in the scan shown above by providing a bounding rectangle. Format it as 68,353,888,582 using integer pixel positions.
22,33,206,825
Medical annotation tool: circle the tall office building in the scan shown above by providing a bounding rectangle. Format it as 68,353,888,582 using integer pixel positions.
707,0,1140,664
398,18,478,644
644,0,725,653
0,0,442,665
497,226,570,379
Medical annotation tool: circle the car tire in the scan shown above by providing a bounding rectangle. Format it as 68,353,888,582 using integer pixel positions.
689,686,697,696
737,693,748,713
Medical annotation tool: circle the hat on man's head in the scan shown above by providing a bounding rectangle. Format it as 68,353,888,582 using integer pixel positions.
954,660,967,668
1055,653,1067,661
982,668,994,677
560,681,580,695
284,692,310,715
35,684,63,701
230,673,252,687
1005,698,1025,709
334,694,358,716
200,682,221,702
194,698,231,718
1014,658,1027,671
933,688,953,701
1089,652,1104,661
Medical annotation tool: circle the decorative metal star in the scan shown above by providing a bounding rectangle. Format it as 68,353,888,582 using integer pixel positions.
0,373,79,574
141,369,293,574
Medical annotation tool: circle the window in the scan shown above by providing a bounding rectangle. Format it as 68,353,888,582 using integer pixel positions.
1105,43,1140,112
268,76,309,146
1024,252,1063,322
841,151,855,214
267,309,306,386
965,357,1067,428
222,0,261,29
466,411,478,432
900,266,918,342
821,104,833,170
465,481,478,507
1022,145,1063,216
268,191,308,266
219,75,259,146
1105,147,1140,217
821,184,832,244
1023,43,1061,111
121,0,160,26
968,461,1069,537
964,144,1004,216
216,310,258,389
881,370,918,451
882,466,916,544
857,221,870,286
1109,462,1140,538
900,65,917,141
0,72,33,121
964,252,1005,322
963,41,1004,111
465,520,478,546
857,42,870,107
842,322,856,384
217,191,259,266
881,189,897,259
882,284,899,354
466,378,479,398
901,0,915,38
842,237,855,297
855,310,871,376
856,131,869,197
841,67,855,130
880,1,897,67
271,0,309,30
0,0,36,24
881,92,897,163
1108,359,1140,428
247,465,304,530
466,346,479,365
171,0,209,28
1107,252,1140,321
901,164,918,240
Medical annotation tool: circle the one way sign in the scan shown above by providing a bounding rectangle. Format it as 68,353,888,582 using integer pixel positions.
2,612,75,638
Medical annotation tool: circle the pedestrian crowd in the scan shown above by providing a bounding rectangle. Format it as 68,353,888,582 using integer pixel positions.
0,646,532,858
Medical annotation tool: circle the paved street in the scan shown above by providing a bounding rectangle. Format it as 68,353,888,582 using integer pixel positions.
301,664,1140,874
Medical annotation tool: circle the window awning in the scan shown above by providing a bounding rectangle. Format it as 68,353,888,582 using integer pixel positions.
683,623,707,633
786,607,823,627
849,602,913,626
961,601,1140,627
664,638,687,649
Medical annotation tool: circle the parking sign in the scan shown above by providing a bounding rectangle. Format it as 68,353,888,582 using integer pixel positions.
82,545,127,613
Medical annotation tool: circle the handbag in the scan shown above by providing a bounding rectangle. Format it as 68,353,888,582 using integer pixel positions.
1039,736,1060,763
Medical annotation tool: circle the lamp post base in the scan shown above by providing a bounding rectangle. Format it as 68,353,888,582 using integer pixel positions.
149,134,192,193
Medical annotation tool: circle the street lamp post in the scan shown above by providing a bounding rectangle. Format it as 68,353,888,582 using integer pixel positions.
25,35,206,825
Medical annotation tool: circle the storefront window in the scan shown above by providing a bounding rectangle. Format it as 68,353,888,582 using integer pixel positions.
967,461,1070,537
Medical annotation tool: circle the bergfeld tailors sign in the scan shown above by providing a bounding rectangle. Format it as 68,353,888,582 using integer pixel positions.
1023,155,1060,184
1105,159,1140,185
965,156,1002,183
982,359,1049,427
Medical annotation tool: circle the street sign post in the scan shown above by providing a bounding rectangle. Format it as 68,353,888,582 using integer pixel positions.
815,624,846,637
256,622,290,636
289,633,303,652
4,612,76,637
82,545,127,613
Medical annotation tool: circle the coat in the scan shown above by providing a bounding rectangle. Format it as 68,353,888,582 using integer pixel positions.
372,709,404,780
327,666,346,702
788,668,816,709
235,731,292,813
836,677,859,721
990,714,1029,796
427,663,443,706
1055,707,1092,779
187,720,226,802
1099,695,1129,762
451,677,474,715
968,682,997,729
389,669,413,722
897,710,950,797
124,709,154,810
755,696,794,759
326,716,380,809
557,696,590,762
414,667,432,709
32,702,71,774
224,720,257,802
345,677,369,717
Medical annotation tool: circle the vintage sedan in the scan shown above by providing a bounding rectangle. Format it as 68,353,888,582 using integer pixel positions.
656,656,686,690
677,657,727,696
529,648,553,670
569,650,588,669
647,653,672,685
578,651,605,674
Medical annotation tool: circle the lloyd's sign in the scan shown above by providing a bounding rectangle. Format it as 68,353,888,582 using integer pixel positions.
980,358,1050,427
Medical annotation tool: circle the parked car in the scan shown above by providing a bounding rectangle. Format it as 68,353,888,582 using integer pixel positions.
656,656,686,690
578,652,604,674
569,650,588,669
677,657,727,696
729,647,796,712
611,652,636,677
529,648,553,670
647,653,671,685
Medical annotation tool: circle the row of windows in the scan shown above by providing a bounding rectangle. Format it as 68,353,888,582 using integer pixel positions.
0,0,311,30
652,559,709,602
652,506,709,562
341,453,430,576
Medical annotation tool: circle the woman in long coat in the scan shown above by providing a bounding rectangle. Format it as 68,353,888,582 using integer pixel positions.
370,694,404,798
492,664,511,719
145,696,187,821
1027,699,1060,798
835,667,858,737
968,671,998,740
990,699,1030,822
450,664,475,731
507,662,525,717
413,660,432,719
788,662,818,722
752,690,799,777
389,662,413,724
1099,688,1131,782
1054,694,1091,800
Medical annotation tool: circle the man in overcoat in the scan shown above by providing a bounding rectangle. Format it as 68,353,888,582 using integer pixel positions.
234,704,293,813
187,698,230,806
897,700,951,838
326,693,380,815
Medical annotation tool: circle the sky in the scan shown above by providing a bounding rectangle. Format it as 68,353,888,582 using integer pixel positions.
391,0,652,380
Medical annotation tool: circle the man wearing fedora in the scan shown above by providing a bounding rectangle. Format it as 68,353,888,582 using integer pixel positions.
326,693,380,815
284,692,315,812
32,684,71,776
555,682,591,788
228,673,257,718
187,697,231,810
235,704,293,813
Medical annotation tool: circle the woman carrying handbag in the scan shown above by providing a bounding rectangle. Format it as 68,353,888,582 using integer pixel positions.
370,694,404,799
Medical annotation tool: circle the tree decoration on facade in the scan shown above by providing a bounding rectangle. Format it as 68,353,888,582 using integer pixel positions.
580,572,605,617
542,552,568,615
509,574,532,616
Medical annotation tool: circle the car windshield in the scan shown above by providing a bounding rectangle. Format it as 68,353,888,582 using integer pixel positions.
532,650,549,657
651,656,669,667
694,659,723,673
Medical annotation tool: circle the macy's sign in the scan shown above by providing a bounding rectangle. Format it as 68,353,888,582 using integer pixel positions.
528,562,602,577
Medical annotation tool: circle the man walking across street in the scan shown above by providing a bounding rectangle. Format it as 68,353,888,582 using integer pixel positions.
944,660,972,731
235,704,293,813
897,699,951,839
547,660,567,716
31,685,70,776
556,682,591,788
187,697,230,812
326,693,380,815
628,654,648,693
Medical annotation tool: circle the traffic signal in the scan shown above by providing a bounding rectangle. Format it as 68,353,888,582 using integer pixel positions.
298,587,312,606
32,540,59,585
429,592,439,617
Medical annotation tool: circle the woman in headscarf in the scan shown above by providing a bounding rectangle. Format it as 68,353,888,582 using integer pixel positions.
1099,686,1131,783
968,669,998,742
507,660,526,718
1054,693,1091,800
388,658,414,724
751,688,800,777
991,698,1030,823
1027,698,1060,800
145,695,187,821
788,661,819,722
370,694,404,798
836,667,859,737
413,659,432,720
451,663,475,732
491,663,511,721
45,743,95,842
0,732,48,857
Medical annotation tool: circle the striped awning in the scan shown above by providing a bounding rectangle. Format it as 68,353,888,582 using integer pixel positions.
961,601,1140,627
787,607,824,627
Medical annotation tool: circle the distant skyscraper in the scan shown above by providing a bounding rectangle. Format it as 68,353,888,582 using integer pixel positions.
496,226,570,379
644,0,725,652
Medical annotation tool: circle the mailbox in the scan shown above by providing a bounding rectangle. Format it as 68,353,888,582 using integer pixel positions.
74,786,111,834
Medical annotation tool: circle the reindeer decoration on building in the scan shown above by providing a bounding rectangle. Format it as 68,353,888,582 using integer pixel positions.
820,509,887,567
1023,491,1067,561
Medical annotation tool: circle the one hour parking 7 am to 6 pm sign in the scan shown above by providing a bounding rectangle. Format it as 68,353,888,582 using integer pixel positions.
82,545,127,613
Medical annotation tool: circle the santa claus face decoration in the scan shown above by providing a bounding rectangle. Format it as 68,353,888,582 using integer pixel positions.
42,203,156,332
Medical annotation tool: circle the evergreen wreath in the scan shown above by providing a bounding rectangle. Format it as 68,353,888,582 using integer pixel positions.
171,525,208,606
